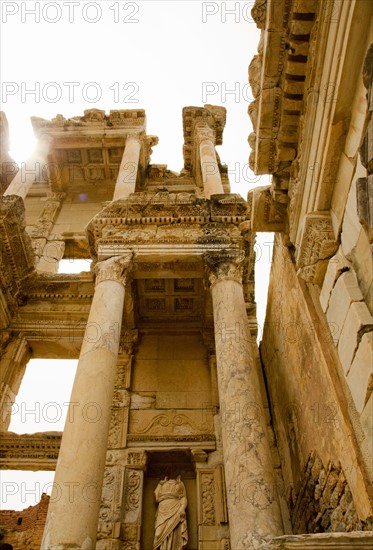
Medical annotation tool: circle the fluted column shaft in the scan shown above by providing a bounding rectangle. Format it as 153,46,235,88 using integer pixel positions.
4,136,51,199
41,255,132,550
196,125,224,198
205,252,283,549
113,135,141,201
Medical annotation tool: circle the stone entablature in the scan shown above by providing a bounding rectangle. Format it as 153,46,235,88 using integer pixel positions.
30,109,158,194
0,431,61,470
86,192,248,260
32,108,146,132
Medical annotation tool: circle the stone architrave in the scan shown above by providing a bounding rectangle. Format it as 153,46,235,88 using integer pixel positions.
4,136,52,200
113,134,142,201
41,254,133,550
195,124,224,199
204,251,283,549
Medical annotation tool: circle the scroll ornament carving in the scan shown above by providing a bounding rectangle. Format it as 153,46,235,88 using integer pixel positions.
98,466,122,540
204,250,245,286
201,472,216,525
95,253,133,286
124,470,141,512
131,412,211,435
108,408,123,449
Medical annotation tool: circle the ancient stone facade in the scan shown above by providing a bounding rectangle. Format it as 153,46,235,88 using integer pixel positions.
0,1,372,549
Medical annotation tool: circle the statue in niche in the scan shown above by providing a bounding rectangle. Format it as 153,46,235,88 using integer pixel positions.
153,476,188,549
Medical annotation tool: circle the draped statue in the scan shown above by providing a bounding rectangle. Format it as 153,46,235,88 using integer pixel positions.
153,476,188,550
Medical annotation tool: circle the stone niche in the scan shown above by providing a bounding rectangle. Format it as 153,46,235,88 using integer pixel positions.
142,450,198,550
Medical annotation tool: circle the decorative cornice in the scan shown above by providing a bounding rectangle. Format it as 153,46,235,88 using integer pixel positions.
95,254,133,286
31,109,146,135
248,0,317,205
0,431,61,470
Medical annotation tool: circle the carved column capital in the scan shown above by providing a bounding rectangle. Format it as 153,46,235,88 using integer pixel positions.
195,124,216,145
95,253,133,286
125,132,143,145
204,250,245,286
125,450,148,470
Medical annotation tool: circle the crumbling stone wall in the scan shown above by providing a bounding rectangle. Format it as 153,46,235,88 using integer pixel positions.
0,493,49,550
290,451,373,534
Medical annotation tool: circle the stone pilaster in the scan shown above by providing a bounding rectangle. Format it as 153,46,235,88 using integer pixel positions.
41,254,133,550
196,124,224,199
113,134,142,201
121,450,148,550
4,136,52,200
0,335,30,431
204,251,283,549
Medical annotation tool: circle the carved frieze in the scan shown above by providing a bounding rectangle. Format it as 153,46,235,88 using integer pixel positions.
129,409,213,437
210,194,248,222
86,193,250,258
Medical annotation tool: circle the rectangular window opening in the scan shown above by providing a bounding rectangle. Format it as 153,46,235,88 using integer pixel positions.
58,258,92,274
9,358,78,434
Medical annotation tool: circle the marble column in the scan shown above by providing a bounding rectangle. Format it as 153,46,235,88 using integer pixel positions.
196,124,224,199
4,136,52,200
41,254,133,550
113,134,141,201
205,251,283,549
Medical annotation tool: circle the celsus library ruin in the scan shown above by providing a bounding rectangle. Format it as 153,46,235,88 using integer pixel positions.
0,0,372,549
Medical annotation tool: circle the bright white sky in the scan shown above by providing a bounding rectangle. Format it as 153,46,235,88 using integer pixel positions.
0,0,274,510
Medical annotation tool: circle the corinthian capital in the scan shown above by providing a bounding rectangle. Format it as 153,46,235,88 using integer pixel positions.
204,250,245,286
195,124,216,145
125,132,143,145
95,253,133,286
